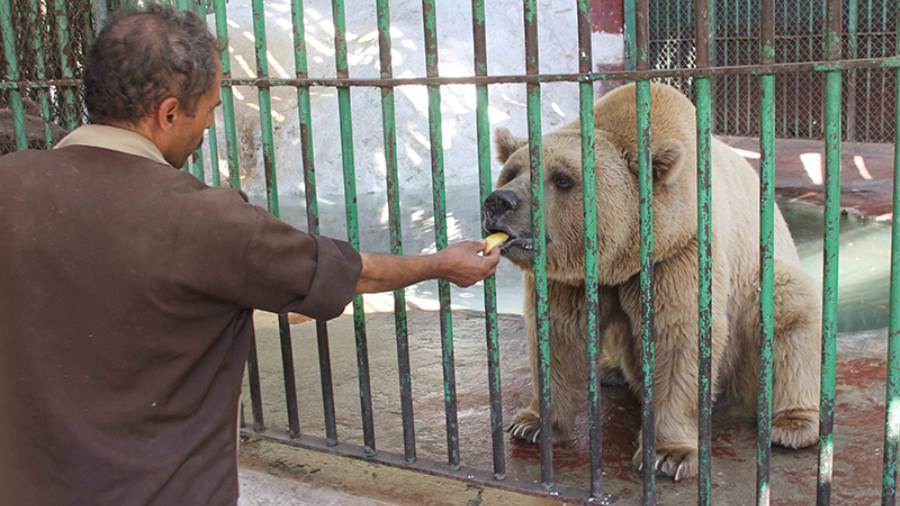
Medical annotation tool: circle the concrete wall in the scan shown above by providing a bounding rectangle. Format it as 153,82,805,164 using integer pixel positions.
206,0,624,200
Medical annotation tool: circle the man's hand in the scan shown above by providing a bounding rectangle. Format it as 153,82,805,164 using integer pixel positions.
355,240,502,294
433,240,501,288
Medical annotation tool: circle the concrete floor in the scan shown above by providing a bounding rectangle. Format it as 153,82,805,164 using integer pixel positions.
241,309,893,505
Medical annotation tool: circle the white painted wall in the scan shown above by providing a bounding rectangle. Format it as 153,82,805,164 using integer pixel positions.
206,0,623,200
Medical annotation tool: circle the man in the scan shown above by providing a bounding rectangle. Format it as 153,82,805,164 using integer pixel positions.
0,5,500,505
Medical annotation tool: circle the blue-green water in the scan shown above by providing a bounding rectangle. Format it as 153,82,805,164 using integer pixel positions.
257,190,892,334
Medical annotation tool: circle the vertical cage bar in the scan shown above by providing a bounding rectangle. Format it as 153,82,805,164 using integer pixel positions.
817,0,843,503
472,0,505,480
53,0,77,131
881,15,900,501
375,0,416,464
331,0,376,456
694,0,713,503
249,0,301,439
0,0,27,151
28,0,55,147
577,0,602,498
247,335,265,431
91,0,108,34
634,0,656,503
422,0,460,470
213,0,241,188
756,0,776,503
207,120,221,186
291,0,338,446
523,0,553,489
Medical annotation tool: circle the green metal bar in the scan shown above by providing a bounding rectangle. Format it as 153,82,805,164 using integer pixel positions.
634,0,656,502
0,0,27,150
28,0,55,147
247,0,303,440
757,0,776,503
207,119,220,187
471,0,504,480
694,1,714,502
881,25,900,504
422,0,460,470
577,0,601,497
375,0,416,464
696,75,713,504
817,0,842,501
523,0,552,488
177,0,204,179
53,0,77,130
332,0,376,456
250,0,279,215
213,0,241,188
291,0,339,445
757,72,776,506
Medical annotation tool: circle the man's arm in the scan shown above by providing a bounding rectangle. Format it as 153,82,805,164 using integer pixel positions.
355,240,501,294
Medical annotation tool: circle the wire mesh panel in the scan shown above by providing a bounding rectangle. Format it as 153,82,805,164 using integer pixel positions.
648,0,897,142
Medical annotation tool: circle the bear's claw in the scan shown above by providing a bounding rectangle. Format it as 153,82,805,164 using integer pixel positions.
507,408,543,444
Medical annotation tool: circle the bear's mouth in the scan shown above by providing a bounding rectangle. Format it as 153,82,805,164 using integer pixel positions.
486,227,535,253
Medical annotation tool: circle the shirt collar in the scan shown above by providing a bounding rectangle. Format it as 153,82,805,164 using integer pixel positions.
54,124,171,167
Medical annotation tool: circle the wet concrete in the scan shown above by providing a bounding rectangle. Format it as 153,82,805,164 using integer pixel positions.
243,310,892,504
721,136,896,219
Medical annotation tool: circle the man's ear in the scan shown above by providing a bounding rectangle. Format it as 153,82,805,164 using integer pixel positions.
623,139,686,185
494,127,528,164
156,97,180,130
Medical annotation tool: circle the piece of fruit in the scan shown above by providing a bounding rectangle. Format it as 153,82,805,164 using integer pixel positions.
483,232,510,255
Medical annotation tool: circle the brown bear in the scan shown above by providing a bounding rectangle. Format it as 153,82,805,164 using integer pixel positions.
483,82,821,481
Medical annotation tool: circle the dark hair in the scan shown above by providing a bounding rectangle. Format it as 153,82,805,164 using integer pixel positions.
83,3,220,124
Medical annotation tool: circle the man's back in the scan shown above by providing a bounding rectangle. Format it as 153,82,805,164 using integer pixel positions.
0,145,360,505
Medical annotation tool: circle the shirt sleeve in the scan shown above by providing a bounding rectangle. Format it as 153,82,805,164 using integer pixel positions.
169,185,361,320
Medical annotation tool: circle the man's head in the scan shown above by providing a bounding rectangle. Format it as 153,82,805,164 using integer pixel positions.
84,4,222,168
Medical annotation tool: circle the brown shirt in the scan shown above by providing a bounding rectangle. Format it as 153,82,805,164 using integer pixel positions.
0,135,361,505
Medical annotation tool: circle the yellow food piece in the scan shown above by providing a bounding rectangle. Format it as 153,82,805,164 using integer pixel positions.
483,232,509,254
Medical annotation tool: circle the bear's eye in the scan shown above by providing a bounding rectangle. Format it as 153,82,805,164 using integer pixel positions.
551,173,575,191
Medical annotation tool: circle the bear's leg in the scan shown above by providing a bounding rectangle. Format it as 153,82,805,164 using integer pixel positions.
769,262,821,449
731,261,820,448
507,292,588,443
619,252,729,481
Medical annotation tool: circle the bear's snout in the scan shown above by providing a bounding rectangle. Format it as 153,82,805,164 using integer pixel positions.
483,190,520,228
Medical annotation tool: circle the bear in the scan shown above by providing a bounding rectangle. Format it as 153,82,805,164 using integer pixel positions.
482,82,821,481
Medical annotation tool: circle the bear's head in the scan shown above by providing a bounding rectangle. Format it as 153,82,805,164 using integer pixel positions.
483,82,699,286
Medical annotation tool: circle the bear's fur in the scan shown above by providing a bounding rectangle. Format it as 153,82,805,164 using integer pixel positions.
483,82,821,481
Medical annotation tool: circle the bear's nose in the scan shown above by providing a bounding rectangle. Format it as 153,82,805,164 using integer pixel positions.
484,190,520,220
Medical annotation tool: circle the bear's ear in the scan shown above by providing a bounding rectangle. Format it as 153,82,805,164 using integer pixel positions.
624,140,685,185
494,127,528,164
651,140,686,184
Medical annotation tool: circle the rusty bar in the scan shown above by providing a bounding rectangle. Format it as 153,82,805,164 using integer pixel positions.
577,0,602,499
756,0,777,504
244,429,590,502
422,0,460,470
331,0,376,456
1,56,899,91
375,0,416,464
247,335,265,431
694,0,713,503
817,0,843,503
278,314,300,438
634,0,656,503
523,0,553,489
472,0,505,479
290,0,339,447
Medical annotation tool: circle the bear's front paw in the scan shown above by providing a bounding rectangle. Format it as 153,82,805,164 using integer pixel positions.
632,444,698,482
772,408,818,449
507,408,542,444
